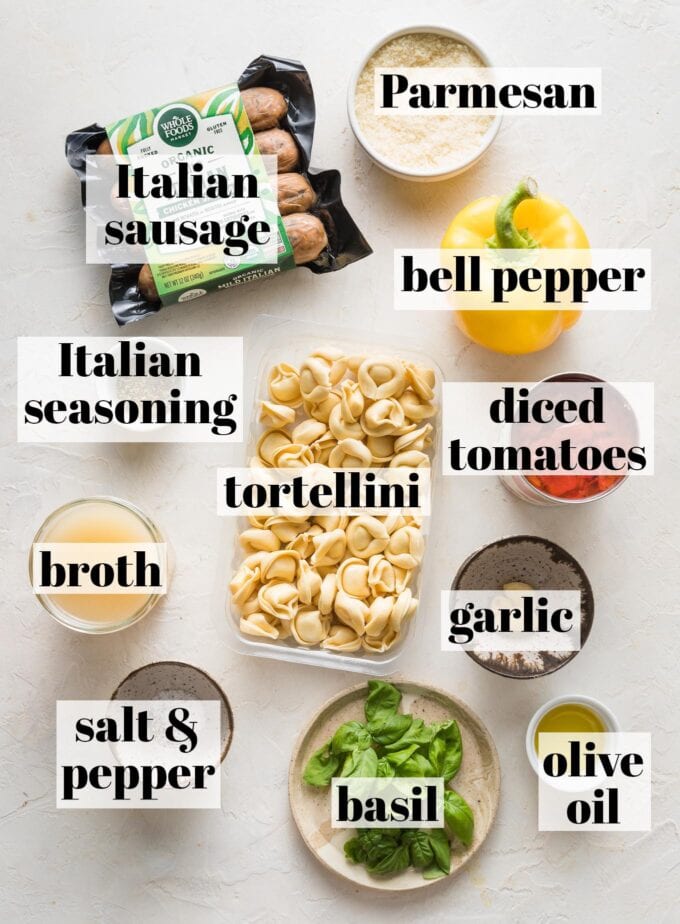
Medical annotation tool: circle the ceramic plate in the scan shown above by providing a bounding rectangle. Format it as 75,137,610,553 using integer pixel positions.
289,681,500,892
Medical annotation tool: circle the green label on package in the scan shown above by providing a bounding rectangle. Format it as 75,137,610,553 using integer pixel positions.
106,84,294,305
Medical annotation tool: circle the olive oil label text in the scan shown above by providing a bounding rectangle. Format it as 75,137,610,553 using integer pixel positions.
538,733,651,831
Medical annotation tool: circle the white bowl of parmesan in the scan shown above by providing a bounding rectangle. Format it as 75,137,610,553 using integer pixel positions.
348,26,501,182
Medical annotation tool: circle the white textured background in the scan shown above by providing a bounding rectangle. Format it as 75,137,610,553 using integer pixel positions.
2,0,679,921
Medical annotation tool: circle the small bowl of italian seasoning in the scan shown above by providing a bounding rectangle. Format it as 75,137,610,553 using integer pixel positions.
94,336,182,433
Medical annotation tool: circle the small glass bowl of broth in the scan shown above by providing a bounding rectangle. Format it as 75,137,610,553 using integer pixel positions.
526,694,620,787
29,496,166,634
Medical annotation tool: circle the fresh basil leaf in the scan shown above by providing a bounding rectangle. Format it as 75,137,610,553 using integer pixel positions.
422,863,448,880
331,721,371,755
385,743,420,769
367,843,411,876
341,745,379,778
368,713,413,746
362,827,401,842
444,789,474,846
302,739,340,787
382,717,434,753
364,680,402,724
426,828,451,876
344,835,367,864
399,753,436,777
357,830,404,872
376,756,396,778
403,830,434,868
428,720,463,781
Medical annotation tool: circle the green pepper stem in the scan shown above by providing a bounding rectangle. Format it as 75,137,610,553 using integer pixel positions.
492,177,538,249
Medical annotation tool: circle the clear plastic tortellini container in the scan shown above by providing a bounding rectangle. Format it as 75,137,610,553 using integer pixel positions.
223,316,443,675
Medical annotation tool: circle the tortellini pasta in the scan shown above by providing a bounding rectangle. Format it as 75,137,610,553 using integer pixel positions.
368,554,396,594
233,348,438,655
366,434,395,463
268,363,302,408
337,557,371,598
297,559,322,604
230,562,261,607
385,525,425,570
311,528,347,567
358,357,406,400
239,611,280,639
328,438,372,468
239,528,280,553
291,608,331,646
259,401,296,428
394,423,433,454
257,429,291,465
292,419,327,445
261,549,299,583
321,625,362,652
258,581,299,621
271,442,314,468
361,398,405,437
329,402,364,440
346,516,389,559
334,591,369,635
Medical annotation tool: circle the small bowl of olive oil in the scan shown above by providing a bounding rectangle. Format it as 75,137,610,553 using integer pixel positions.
526,694,619,783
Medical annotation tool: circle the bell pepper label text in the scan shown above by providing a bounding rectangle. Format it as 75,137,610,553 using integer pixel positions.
395,249,651,310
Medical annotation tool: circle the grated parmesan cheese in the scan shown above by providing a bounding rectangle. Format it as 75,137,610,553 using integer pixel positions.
355,32,494,172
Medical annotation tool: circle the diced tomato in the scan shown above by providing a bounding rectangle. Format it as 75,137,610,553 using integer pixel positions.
527,473,622,501
536,475,581,496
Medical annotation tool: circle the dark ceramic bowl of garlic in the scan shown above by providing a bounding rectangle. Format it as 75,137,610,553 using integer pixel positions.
451,535,594,679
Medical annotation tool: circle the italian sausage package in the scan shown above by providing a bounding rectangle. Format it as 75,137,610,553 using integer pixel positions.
65,55,372,325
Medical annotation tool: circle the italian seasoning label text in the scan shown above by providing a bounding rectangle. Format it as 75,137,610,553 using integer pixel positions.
17,337,243,443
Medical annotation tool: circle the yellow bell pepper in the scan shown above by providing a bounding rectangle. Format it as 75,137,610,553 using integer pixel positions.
441,178,589,355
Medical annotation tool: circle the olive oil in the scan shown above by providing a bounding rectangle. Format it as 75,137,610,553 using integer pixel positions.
534,702,607,753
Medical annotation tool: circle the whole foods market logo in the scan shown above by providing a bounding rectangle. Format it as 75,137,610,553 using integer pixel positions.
157,106,198,147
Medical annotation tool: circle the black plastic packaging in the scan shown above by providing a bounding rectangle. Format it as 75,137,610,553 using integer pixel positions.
65,54,372,325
